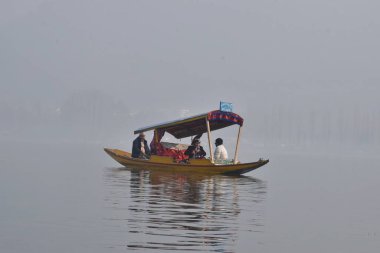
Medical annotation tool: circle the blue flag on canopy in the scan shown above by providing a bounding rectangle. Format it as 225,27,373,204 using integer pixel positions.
220,101,233,112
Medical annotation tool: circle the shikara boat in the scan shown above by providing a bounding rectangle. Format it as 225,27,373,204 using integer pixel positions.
104,109,269,175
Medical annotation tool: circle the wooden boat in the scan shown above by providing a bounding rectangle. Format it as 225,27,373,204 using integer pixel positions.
104,107,269,175
104,148,268,175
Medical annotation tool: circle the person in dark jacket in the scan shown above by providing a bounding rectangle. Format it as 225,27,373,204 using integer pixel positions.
185,139,206,159
132,132,151,159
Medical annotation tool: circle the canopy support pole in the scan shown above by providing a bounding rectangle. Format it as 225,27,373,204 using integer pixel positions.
154,129,158,143
233,126,242,164
206,119,214,163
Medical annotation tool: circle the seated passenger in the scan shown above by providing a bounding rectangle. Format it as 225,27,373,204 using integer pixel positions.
214,138,228,163
132,132,151,159
185,139,206,159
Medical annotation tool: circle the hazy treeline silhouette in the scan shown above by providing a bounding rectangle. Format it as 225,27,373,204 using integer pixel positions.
248,102,380,147
1,89,379,148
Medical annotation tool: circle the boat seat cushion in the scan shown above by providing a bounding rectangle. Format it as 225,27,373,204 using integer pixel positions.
160,142,189,151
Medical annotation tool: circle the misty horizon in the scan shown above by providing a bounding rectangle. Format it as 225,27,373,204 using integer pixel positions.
1,0,379,149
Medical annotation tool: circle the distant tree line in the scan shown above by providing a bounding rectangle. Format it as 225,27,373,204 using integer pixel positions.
1,91,379,147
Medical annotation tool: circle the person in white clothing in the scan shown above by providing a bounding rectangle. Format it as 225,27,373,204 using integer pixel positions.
214,138,228,163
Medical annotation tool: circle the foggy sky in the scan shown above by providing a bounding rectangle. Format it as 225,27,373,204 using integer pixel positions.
1,0,379,147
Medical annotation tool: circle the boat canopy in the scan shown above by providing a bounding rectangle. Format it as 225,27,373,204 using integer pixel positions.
134,110,244,139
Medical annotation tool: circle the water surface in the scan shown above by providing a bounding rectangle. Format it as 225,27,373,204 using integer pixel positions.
0,142,379,252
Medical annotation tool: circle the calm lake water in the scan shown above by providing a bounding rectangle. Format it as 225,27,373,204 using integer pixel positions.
0,142,379,253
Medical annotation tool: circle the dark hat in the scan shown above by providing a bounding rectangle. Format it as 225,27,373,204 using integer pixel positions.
215,138,223,145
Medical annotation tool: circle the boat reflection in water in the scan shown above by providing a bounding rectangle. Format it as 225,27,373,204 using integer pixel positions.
103,167,267,252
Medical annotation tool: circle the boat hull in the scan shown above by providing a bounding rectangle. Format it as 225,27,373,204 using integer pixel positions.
104,148,269,175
